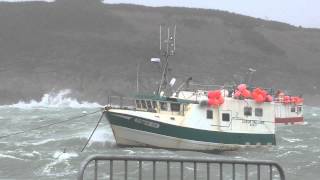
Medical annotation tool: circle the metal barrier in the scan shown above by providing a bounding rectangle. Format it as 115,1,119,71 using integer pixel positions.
78,154,285,180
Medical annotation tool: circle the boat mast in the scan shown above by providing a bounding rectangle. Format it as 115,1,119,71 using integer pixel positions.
136,62,140,93
157,24,176,95
245,68,256,87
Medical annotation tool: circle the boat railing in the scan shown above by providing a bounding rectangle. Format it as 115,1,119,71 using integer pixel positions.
188,83,229,91
106,96,159,112
78,154,285,180
187,83,276,97
107,96,136,110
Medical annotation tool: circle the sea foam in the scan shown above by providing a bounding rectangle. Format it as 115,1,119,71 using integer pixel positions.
0,153,24,161
281,137,303,143
2,89,102,109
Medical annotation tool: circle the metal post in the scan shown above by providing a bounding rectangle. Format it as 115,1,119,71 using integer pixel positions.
194,162,197,180
180,162,184,180
206,162,210,180
153,161,156,180
94,160,98,180
232,163,235,180
220,163,223,180
277,164,286,180
139,161,142,180
110,160,113,180
257,164,261,180
124,160,128,180
245,164,248,180
269,165,273,180
167,161,170,180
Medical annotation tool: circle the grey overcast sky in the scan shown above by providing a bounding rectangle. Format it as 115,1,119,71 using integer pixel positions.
104,0,320,28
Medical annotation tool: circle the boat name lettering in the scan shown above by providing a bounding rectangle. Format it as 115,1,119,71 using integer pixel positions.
241,120,264,126
134,118,160,128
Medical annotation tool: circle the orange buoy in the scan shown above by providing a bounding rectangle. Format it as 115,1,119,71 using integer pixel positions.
208,90,221,99
208,90,224,108
252,87,268,103
237,84,247,91
217,96,224,105
235,84,251,99
234,90,241,98
242,89,251,98
283,96,290,104
266,95,273,102
255,94,265,103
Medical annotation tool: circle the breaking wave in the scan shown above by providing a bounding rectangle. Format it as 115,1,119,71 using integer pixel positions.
0,153,24,161
281,137,303,143
2,89,102,109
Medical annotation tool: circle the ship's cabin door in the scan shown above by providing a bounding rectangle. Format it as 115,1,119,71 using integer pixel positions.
219,110,232,128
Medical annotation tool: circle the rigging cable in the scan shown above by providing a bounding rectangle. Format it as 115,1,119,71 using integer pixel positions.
0,109,103,139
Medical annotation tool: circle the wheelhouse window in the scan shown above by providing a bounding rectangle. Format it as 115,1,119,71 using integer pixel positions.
291,106,296,113
255,108,263,117
297,106,302,114
207,110,213,119
135,100,141,109
170,103,180,112
141,100,147,109
222,113,230,122
152,101,158,109
244,107,252,116
160,102,168,111
146,100,152,109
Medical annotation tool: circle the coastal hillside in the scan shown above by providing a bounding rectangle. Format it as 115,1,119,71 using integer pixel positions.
0,0,319,105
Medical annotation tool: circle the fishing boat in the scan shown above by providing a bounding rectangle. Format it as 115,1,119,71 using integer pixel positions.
104,25,304,151
274,92,304,125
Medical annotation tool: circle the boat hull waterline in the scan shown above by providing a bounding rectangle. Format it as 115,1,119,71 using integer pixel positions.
106,111,275,151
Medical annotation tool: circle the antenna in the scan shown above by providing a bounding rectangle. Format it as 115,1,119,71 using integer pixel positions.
246,68,256,86
159,25,162,52
159,24,176,57
173,25,176,52
136,62,140,93
157,24,177,95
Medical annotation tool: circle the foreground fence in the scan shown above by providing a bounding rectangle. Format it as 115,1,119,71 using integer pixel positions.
78,154,285,180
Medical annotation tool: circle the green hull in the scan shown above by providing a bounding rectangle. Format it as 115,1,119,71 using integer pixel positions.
106,111,276,146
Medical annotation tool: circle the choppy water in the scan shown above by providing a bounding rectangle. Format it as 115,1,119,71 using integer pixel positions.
0,90,319,180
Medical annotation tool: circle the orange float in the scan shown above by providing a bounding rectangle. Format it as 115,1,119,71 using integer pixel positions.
207,90,224,108
235,84,251,99
252,87,269,103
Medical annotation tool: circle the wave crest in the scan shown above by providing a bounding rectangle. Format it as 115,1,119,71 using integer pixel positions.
3,89,102,109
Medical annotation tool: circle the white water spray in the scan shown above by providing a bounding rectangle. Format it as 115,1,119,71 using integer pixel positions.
3,89,102,109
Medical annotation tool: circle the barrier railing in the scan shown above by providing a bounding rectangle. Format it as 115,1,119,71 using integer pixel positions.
78,154,285,180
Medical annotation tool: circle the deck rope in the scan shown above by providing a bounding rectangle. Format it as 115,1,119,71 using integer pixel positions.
80,111,105,152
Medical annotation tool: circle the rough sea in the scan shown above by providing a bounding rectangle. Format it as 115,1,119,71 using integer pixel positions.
0,90,319,180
